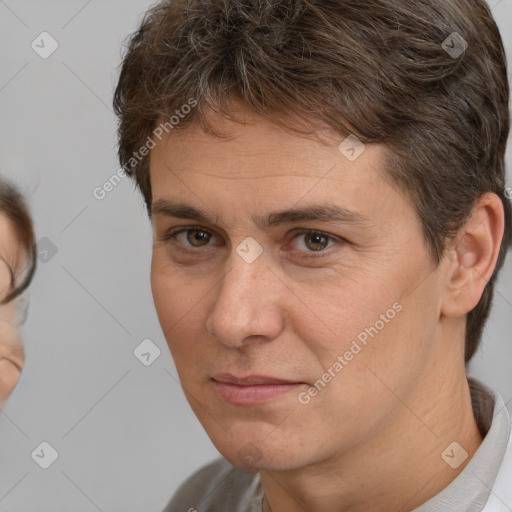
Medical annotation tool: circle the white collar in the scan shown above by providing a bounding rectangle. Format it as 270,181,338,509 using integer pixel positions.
481,405,512,512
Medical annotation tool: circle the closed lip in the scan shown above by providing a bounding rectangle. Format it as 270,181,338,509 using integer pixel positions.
211,373,303,386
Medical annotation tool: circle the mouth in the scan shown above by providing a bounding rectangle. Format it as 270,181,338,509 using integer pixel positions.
211,373,306,405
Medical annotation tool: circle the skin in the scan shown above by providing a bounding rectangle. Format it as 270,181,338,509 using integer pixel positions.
0,213,28,404
149,106,504,512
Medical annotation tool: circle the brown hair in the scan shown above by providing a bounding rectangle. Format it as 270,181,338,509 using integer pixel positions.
114,0,511,363
0,179,37,305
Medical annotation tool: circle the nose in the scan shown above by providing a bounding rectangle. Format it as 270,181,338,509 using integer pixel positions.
205,250,285,349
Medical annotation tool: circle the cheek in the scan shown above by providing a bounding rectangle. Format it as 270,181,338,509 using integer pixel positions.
0,264,11,302
297,258,439,402
150,254,212,365
151,253,197,327
314,275,441,414
287,302,427,450
0,323,23,404
0,359,21,402
298,277,402,359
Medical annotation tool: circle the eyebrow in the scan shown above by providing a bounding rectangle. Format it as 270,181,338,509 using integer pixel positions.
151,199,370,229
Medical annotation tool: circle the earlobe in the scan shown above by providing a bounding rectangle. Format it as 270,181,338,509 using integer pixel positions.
441,193,505,318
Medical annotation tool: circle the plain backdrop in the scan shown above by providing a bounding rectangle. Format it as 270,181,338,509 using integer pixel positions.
0,1,510,511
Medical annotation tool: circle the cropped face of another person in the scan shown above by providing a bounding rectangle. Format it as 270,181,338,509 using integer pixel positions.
0,183,36,405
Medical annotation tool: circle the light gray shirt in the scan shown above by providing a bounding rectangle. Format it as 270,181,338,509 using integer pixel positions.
163,382,511,512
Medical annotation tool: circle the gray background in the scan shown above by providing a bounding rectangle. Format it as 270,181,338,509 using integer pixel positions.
0,1,510,511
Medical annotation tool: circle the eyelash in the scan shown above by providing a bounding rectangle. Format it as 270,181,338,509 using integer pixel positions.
161,225,343,260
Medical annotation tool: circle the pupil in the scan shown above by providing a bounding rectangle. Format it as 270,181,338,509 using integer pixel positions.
188,230,210,246
306,233,327,251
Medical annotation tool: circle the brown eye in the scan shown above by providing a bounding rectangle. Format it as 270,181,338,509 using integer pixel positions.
287,230,340,259
303,232,331,251
162,226,219,251
185,229,211,247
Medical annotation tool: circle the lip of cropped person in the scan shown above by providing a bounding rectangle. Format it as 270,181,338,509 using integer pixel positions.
149,105,490,476
0,213,29,404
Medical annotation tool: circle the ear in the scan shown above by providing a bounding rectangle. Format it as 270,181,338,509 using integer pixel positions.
441,193,505,318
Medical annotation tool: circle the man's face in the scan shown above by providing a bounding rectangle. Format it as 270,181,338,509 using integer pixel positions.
0,214,27,404
149,109,449,471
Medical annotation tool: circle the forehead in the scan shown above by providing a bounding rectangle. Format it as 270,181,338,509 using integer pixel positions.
149,107,390,188
147,112,419,246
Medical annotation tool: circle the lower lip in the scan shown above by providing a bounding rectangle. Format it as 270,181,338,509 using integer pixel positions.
213,381,303,405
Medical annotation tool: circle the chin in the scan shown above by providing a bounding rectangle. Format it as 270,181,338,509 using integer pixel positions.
209,426,315,473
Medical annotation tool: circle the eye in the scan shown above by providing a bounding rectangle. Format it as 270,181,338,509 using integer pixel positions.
161,226,343,260
290,230,338,253
164,226,216,248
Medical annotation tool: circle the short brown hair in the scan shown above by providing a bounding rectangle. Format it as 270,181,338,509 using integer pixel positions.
114,0,511,363
0,179,37,305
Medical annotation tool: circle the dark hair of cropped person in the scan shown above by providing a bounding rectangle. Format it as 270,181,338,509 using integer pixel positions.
0,179,37,305
114,0,511,365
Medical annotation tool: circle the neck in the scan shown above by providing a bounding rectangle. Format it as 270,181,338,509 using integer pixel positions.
259,349,483,512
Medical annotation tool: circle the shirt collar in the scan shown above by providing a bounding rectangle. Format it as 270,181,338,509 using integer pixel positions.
414,378,511,512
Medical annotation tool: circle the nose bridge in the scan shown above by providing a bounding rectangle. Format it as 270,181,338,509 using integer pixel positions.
225,255,259,295
206,247,283,347
216,250,268,318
